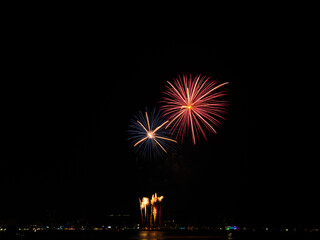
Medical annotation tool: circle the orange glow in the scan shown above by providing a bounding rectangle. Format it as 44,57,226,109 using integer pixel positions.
134,137,148,147
141,197,149,209
145,112,151,131
153,138,167,153
142,197,149,205
153,120,169,134
153,206,157,221
181,105,192,109
147,131,154,138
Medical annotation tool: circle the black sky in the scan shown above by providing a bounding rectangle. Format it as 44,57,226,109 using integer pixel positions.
2,13,318,226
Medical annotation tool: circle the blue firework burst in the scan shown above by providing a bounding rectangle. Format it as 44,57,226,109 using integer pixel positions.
128,108,177,159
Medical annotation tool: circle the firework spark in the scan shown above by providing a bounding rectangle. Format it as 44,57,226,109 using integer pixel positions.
161,74,229,144
128,108,177,159
140,193,164,228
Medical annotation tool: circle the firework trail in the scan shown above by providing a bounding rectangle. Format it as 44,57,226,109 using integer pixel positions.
128,108,177,159
140,197,149,226
139,193,164,228
161,74,229,145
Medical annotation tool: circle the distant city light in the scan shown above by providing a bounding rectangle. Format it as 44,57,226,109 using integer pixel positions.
93,227,103,230
225,226,238,230
2,224,320,234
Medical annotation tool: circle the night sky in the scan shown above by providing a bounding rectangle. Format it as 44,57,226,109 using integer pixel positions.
2,15,317,227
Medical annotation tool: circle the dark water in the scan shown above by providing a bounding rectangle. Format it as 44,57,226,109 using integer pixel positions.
1,230,319,240
1,230,225,240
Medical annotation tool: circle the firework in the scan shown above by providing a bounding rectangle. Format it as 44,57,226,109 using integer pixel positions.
128,108,177,159
161,74,229,144
140,197,149,227
140,193,164,229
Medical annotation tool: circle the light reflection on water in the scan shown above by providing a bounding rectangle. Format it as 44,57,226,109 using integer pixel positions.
137,231,165,240
133,231,226,240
